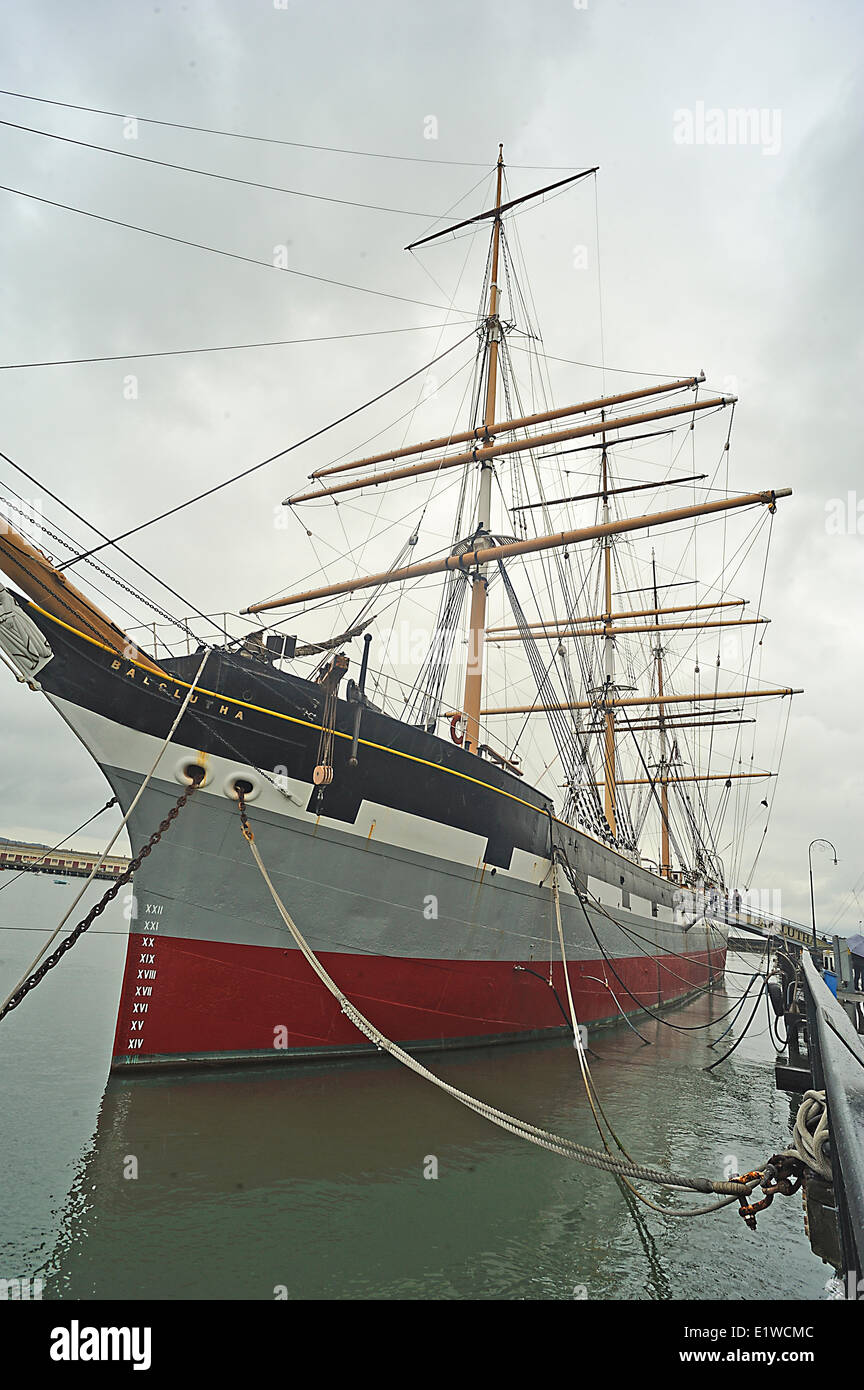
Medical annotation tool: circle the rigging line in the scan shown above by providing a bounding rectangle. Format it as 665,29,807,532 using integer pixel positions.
741,696,792,890
710,512,776,855
314,351,480,479
263,469,469,614
0,493,174,640
407,169,495,280
494,308,597,707
405,167,494,250
507,343,688,379
0,457,217,642
55,330,476,570
596,907,759,981
616,704,684,869
593,173,606,397
731,514,772,882
375,372,480,706
704,978,768,1071
590,898,747,990
559,861,747,1032
704,418,735,797
546,861,670,1221
0,89,584,170
0,183,477,319
365,185,490,577
826,866,864,933
0,117,458,219
0,645,211,1015
608,519,772,700
647,513,770,690
0,483,160,613
403,175,598,253
0,797,118,895
0,323,468,372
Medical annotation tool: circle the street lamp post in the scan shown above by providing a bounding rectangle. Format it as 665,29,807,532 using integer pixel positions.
808,838,838,951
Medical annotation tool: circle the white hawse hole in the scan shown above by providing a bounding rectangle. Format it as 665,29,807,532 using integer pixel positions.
223,772,261,802
174,756,209,787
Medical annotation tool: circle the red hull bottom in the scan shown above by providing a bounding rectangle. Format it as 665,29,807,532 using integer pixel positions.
112,932,724,1069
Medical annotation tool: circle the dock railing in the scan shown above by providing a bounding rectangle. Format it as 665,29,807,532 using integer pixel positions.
800,951,864,1298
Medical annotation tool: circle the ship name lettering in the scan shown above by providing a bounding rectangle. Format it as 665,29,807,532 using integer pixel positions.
219,704,229,715
125,668,135,678
234,710,243,720
111,659,121,670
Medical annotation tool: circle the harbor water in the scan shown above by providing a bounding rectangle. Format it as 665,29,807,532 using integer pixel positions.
1,873,831,1301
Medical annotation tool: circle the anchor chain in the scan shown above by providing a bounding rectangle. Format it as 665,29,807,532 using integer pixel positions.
0,778,200,1025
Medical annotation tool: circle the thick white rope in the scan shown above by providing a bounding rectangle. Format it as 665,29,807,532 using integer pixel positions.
240,821,758,1200
550,859,743,1217
0,646,211,1015
783,1090,832,1180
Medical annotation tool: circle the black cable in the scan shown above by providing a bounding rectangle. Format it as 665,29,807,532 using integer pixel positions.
585,891,762,982
765,979,789,1051
56,330,477,569
0,116,455,219
0,480,189,640
0,322,464,372
559,857,754,1033
0,448,228,641
704,979,767,1071
514,965,574,1033
0,88,581,170
707,973,763,1046
0,183,476,318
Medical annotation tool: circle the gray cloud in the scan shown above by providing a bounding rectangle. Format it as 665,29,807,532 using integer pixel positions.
1,0,862,933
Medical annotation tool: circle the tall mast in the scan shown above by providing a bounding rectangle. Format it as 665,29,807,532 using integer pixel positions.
462,144,504,756
600,446,617,836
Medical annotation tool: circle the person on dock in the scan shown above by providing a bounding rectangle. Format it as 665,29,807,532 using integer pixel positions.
852,952,864,993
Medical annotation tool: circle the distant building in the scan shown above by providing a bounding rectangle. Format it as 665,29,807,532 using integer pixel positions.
0,840,130,880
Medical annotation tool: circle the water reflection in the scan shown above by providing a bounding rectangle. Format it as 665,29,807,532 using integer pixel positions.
42,962,828,1301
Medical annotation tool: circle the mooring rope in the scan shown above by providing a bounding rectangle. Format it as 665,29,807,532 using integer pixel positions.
782,1090,832,1181
548,858,751,1217
235,796,762,1207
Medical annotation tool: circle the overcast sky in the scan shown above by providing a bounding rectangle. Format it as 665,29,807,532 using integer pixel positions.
0,0,861,932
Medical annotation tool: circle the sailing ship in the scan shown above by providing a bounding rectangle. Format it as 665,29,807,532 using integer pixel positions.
0,149,799,1069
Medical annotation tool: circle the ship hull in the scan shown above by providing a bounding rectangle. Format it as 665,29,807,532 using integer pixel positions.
21,600,725,1069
